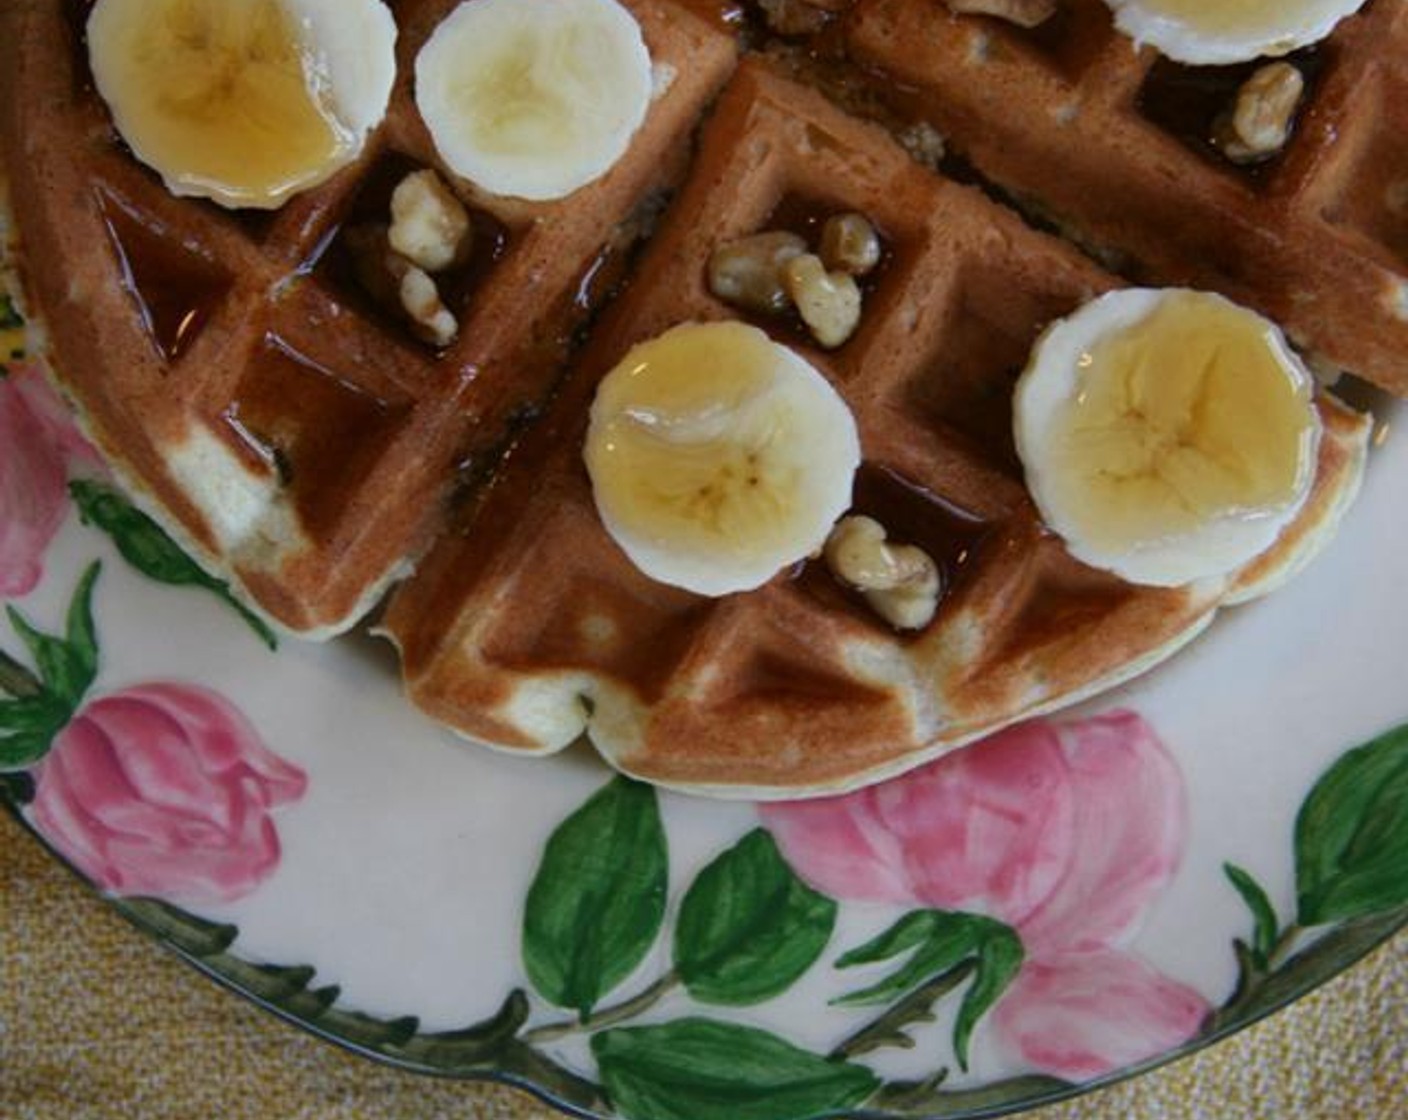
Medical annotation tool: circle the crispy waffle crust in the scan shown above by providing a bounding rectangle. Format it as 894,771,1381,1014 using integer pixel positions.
1,0,1388,797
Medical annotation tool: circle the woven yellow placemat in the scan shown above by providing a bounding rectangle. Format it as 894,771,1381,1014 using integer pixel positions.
2,810,1403,1120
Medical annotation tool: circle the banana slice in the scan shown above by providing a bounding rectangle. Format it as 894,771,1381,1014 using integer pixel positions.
87,0,396,210
1013,289,1322,587
1103,0,1367,64
585,321,861,596
415,0,653,202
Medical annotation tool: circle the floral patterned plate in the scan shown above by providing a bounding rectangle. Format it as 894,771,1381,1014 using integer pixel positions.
3,283,1407,1119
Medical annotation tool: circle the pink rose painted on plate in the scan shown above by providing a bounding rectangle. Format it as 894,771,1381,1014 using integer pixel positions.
762,711,1210,1081
0,362,103,597
31,682,307,905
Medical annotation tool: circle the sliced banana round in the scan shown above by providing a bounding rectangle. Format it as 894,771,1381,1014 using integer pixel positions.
415,0,653,202
87,0,397,210
585,321,861,597
1103,0,1367,65
1013,288,1323,587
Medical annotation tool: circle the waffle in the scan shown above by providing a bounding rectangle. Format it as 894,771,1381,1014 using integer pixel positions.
380,61,1372,798
0,1,1383,798
838,0,1408,396
0,0,738,636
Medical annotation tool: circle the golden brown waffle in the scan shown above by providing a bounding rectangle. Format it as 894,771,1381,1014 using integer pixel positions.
840,0,1408,395
381,61,1371,798
0,0,737,635
1,2,1385,797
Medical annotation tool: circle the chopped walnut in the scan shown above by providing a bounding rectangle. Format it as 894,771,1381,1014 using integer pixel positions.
345,225,458,347
707,231,809,315
945,0,1057,29
389,169,473,273
397,266,459,348
824,516,941,631
1214,62,1305,165
896,120,947,171
819,212,882,277
783,253,862,348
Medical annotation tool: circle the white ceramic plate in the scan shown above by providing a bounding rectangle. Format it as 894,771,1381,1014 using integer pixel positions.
4,293,1407,1117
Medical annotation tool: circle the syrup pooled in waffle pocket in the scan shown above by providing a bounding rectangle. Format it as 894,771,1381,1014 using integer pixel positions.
0,0,1395,797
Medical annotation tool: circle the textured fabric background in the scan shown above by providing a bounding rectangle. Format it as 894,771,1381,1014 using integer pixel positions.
2,810,1404,1120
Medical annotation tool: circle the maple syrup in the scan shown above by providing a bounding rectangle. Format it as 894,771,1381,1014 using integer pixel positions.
96,190,231,362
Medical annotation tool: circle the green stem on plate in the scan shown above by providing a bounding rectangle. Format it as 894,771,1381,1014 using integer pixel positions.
1265,922,1305,970
830,959,976,1062
520,970,680,1043
0,648,41,698
1209,921,1309,1033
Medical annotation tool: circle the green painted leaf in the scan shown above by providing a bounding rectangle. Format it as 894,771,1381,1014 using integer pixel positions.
833,910,985,1007
593,1018,879,1120
0,730,53,769
70,481,277,649
70,482,206,584
835,910,950,970
832,910,1022,1071
1224,863,1279,965
523,776,667,1017
64,560,101,675
674,828,836,1005
5,561,99,706
0,694,70,733
952,925,1023,1071
5,611,75,696
0,563,102,768
1295,724,1408,925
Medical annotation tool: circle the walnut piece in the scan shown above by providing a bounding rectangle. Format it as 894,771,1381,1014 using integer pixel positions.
1214,62,1305,165
389,169,472,273
820,212,882,277
345,225,458,348
896,120,947,171
397,266,459,348
707,231,809,315
944,0,1058,29
783,253,862,348
824,516,940,631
